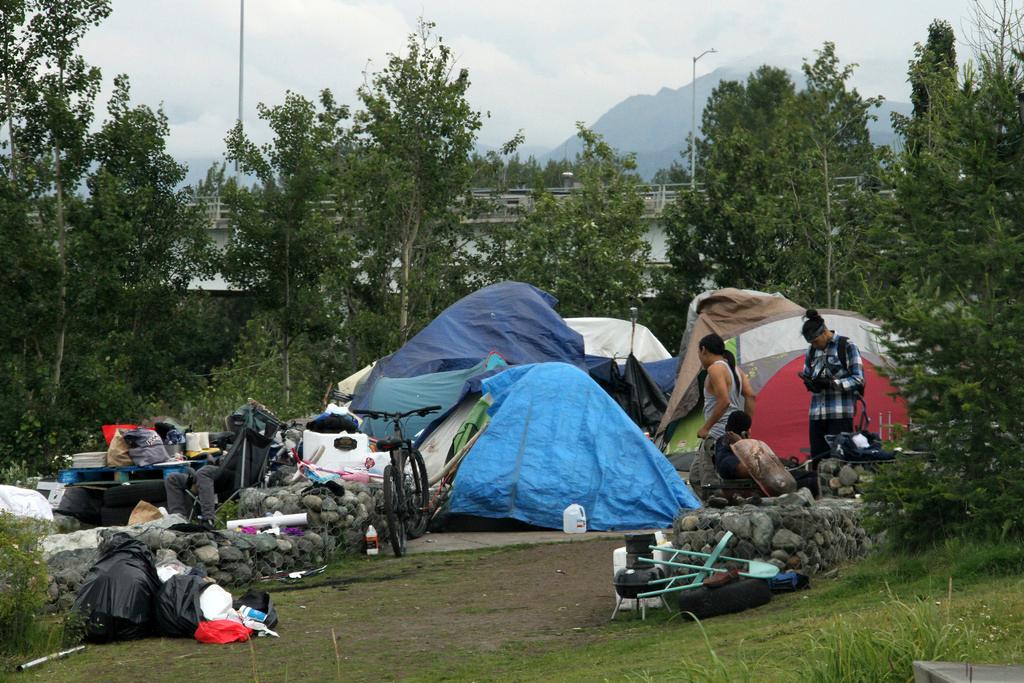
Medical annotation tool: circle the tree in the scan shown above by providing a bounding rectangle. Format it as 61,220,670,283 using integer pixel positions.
223,90,350,406
478,124,649,318
18,0,111,394
863,15,1024,547
349,19,483,342
894,19,958,155
777,43,885,308
0,0,29,180
650,161,689,185
72,75,214,395
660,66,799,299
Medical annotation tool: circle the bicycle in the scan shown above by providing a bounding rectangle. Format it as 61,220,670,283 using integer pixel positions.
358,405,440,557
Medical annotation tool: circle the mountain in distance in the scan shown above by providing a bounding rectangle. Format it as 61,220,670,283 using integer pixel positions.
540,65,912,182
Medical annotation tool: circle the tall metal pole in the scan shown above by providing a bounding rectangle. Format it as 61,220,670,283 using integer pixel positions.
690,48,716,190
236,0,244,173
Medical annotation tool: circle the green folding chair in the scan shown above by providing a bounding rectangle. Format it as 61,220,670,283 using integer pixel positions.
635,531,779,602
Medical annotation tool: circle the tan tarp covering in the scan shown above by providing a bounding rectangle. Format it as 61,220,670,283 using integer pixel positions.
655,289,804,438
336,362,375,401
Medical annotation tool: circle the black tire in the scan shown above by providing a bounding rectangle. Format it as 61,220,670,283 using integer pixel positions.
102,479,168,507
382,464,406,557
676,578,772,620
100,505,134,527
405,448,430,539
57,487,104,524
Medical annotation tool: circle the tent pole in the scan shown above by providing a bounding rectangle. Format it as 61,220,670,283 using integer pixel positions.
629,306,638,357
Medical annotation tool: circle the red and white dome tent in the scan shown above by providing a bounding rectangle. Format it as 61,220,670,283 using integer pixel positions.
655,288,908,464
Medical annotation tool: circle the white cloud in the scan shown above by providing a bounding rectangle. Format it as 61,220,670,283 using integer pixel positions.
80,0,973,164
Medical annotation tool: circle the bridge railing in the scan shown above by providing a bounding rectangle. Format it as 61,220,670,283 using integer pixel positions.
189,176,884,227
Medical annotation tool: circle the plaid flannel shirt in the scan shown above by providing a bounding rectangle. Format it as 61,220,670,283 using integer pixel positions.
802,335,864,420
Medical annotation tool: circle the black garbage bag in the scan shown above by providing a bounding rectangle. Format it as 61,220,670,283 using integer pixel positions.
71,533,161,642
306,413,359,434
826,430,896,462
233,589,279,629
156,574,212,638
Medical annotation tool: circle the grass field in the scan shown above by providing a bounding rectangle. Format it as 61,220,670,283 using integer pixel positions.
4,536,1024,682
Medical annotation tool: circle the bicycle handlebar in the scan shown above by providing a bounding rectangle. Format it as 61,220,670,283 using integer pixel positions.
358,405,442,421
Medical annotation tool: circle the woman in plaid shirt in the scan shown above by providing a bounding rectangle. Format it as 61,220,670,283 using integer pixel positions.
798,309,865,458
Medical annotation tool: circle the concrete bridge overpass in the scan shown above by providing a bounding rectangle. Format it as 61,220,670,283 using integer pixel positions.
190,176,876,292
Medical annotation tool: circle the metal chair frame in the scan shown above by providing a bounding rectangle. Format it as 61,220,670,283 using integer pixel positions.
634,531,779,601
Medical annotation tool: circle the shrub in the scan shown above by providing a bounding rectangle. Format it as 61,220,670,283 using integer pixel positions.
0,512,51,656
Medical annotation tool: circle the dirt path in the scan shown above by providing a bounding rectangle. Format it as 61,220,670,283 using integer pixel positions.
22,538,631,683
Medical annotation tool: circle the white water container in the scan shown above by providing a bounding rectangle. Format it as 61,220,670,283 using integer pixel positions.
562,503,587,533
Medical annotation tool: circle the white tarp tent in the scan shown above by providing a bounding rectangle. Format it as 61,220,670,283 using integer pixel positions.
565,317,671,363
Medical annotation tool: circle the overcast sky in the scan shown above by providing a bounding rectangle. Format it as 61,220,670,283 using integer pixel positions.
81,0,975,165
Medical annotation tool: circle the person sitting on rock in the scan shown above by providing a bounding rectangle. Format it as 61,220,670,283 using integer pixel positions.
713,411,754,480
714,411,820,498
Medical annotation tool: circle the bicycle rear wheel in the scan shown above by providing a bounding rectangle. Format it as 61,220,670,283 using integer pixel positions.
404,448,430,539
382,464,406,557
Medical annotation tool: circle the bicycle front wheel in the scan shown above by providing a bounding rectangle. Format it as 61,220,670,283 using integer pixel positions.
382,464,406,557
404,448,430,539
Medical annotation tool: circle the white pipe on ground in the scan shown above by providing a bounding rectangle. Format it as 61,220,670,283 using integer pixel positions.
226,512,308,530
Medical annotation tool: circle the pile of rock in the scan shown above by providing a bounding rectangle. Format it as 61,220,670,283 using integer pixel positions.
43,481,386,612
816,459,876,497
673,496,874,575
237,480,389,556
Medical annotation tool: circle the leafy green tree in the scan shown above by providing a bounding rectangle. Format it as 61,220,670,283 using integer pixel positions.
223,89,350,406
348,19,482,342
0,0,29,180
776,43,885,307
662,49,885,310
193,161,228,197
660,65,799,299
479,124,649,318
894,20,958,156
18,0,111,392
650,161,689,185
863,19,1024,547
70,75,214,399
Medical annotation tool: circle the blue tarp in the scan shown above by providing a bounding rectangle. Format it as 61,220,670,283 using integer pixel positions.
357,355,507,441
584,355,679,395
449,363,701,530
352,282,586,409
643,357,680,395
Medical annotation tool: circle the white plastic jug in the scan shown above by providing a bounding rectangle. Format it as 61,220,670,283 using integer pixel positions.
562,503,587,533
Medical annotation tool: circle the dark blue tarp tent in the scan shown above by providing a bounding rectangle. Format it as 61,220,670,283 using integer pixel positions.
448,363,701,530
352,282,586,410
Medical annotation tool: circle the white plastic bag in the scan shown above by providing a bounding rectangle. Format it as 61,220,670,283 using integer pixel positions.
155,559,189,583
199,584,241,622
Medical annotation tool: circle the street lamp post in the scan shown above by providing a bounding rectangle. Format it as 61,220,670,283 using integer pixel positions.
236,0,245,173
690,48,717,190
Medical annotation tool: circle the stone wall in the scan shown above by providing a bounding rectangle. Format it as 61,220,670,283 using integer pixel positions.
817,458,876,498
673,495,874,575
44,481,386,612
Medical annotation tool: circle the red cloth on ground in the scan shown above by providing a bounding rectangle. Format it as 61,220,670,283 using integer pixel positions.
194,619,252,644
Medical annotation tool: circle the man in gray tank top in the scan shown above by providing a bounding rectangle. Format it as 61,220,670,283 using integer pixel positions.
690,334,757,494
